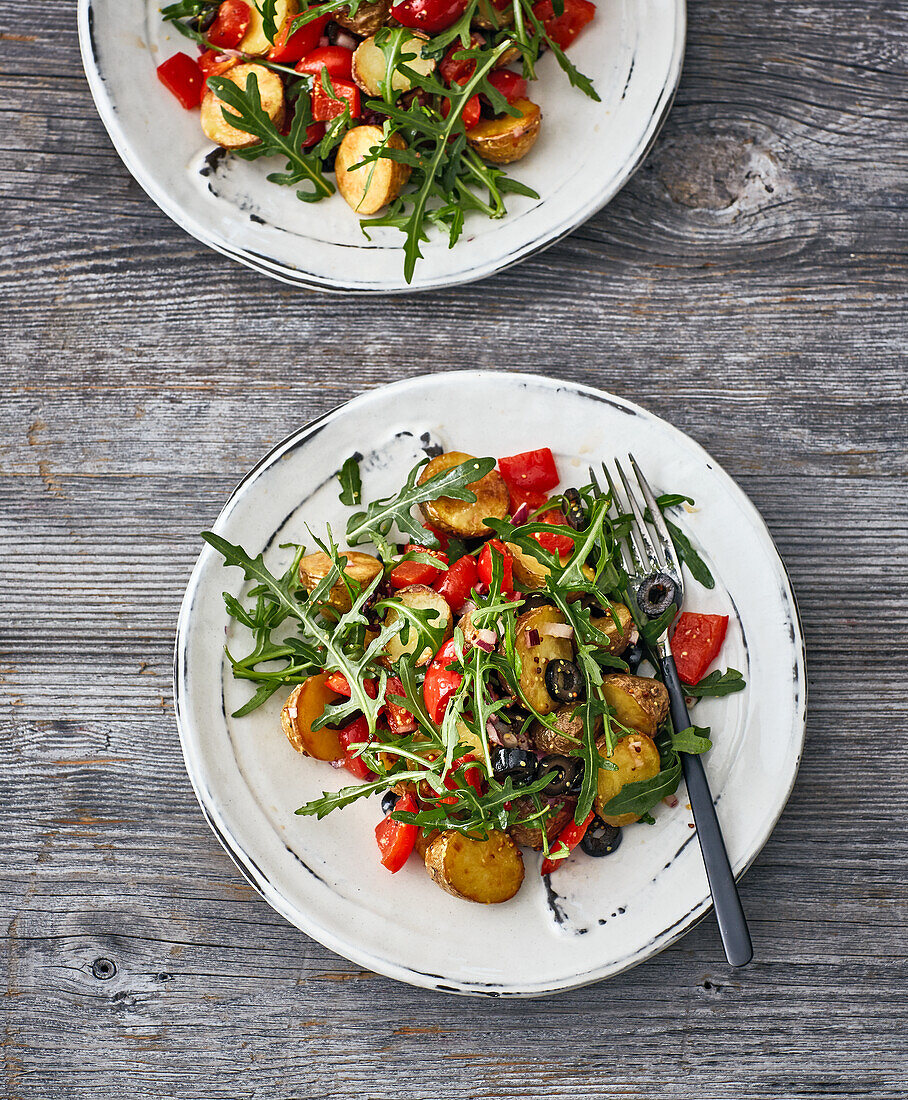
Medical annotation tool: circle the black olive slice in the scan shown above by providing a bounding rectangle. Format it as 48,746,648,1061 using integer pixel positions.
636,572,679,619
545,659,585,703
580,817,622,857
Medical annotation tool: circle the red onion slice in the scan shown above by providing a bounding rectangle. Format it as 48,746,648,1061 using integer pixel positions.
511,501,530,525
526,628,540,647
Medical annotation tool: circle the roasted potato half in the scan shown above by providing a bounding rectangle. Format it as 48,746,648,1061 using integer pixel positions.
531,705,599,756
414,827,441,862
508,799,574,851
590,602,636,656
200,64,286,149
418,451,509,538
335,127,411,215
514,605,573,715
507,541,595,594
280,674,345,760
602,673,670,738
424,829,525,903
352,33,435,97
383,584,453,665
240,0,297,55
467,98,541,164
298,549,382,613
335,0,391,36
595,732,661,826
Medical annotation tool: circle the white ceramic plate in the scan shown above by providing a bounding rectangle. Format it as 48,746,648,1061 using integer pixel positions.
78,0,684,292
174,371,806,996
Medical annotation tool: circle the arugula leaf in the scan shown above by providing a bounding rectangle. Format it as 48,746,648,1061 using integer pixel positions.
598,759,683,818
346,455,495,558
256,0,279,44
337,454,363,506
665,518,715,590
671,725,713,754
682,668,746,697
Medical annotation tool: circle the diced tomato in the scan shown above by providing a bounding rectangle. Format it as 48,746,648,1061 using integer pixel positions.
324,672,378,699
441,93,481,130
301,120,325,147
391,0,469,34
310,77,361,121
438,754,484,804
338,716,374,780
208,0,251,48
672,613,729,685
384,676,418,735
268,11,330,63
438,37,481,85
531,509,575,556
423,522,450,552
477,539,513,592
531,0,595,49
540,810,595,875
198,48,238,79
423,638,463,725
508,486,549,515
433,553,478,612
388,544,448,589
485,69,527,103
156,52,204,109
498,447,560,494
295,45,354,82
375,790,418,872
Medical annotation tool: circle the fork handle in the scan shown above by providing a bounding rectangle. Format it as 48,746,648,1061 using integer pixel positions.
659,653,754,968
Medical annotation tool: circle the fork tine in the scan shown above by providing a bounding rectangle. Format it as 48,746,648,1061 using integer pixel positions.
588,465,603,498
628,453,680,580
602,463,643,579
615,459,663,573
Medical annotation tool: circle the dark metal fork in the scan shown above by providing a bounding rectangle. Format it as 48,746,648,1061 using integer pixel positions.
591,457,753,968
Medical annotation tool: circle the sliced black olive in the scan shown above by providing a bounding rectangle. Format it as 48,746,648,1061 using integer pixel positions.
580,817,622,857
189,3,219,32
623,639,646,674
521,593,555,613
380,790,398,815
491,746,537,786
545,659,585,703
539,753,583,796
636,571,680,619
562,487,587,531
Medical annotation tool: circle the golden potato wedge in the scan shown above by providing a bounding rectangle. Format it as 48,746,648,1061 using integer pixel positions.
467,98,541,164
240,0,297,55
280,674,345,760
418,451,509,538
352,33,435,97
455,718,486,756
298,549,382,613
508,799,574,851
531,705,599,756
335,126,411,215
335,0,392,35
507,541,595,593
514,605,573,715
595,732,661,826
414,827,441,861
590,602,636,656
602,673,670,738
200,63,285,149
424,829,524,903
383,584,452,666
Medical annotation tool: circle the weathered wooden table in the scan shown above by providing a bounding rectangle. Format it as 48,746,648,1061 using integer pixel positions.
2,0,906,1095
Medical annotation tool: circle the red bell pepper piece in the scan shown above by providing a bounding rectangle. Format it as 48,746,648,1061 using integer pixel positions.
208,0,251,48
269,11,330,63
441,93,481,130
531,509,575,556
477,539,513,592
531,0,595,49
388,544,448,589
338,716,374,780
498,447,560,494
294,45,354,82
384,676,418,735
423,522,450,552
375,790,418,872
438,754,484,804
156,52,204,109
485,69,527,103
438,36,481,85
391,0,469,34
433,553,478,612
540,810,595,875
310,77,360,121
423,638,463,725
672,613,729,685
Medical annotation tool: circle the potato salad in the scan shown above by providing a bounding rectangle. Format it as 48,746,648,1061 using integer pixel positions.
204,447,745,904
156,0,598,280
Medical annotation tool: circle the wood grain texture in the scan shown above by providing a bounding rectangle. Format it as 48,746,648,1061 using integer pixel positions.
1,0,906,1095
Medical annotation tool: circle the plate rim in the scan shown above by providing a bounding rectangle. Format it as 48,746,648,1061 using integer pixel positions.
77,0,686,294
173,370,807,996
